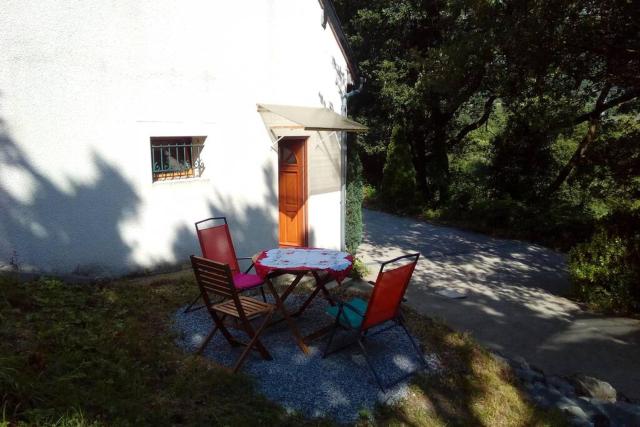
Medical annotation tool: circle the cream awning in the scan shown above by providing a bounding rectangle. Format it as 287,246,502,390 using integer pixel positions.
257,103,367,133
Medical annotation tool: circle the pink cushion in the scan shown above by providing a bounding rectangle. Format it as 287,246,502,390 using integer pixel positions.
232,272,264,290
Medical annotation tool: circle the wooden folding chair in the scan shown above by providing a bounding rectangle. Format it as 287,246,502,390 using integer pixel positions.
322,253,426,391
190,255,275,373
185,217,266,313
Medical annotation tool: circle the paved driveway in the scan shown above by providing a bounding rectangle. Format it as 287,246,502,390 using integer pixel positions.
357,209,640,399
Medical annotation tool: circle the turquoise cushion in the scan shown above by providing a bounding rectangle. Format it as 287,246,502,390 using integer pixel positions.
326,297,368,328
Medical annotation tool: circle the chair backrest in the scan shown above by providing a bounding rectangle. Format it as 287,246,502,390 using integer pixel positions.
361,253,420,330
195,217,240,273
190,255,240,307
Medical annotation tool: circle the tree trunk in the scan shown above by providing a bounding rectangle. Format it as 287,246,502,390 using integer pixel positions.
451,95,497,147
546,118,599,196
545,84,615,197
431,123,450,205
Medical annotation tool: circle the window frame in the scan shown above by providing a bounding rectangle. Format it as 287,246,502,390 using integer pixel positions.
149,136,205,182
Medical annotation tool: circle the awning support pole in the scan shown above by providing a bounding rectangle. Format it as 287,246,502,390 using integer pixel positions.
271,134,285,152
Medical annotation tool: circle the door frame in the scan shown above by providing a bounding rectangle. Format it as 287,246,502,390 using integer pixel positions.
277,136,308,247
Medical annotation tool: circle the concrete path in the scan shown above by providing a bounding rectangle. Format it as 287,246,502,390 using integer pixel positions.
357,209,640,399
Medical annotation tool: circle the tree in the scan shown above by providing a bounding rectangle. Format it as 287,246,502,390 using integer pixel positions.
380,124,417,209
491,0,640,196
336,0,499,205
336,0,640,311
336,0,640,203
490,106,559,201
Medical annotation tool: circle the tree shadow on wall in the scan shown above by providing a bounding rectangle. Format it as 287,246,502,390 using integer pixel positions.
0,119,140,277
1,100,281,278
170,161,279,264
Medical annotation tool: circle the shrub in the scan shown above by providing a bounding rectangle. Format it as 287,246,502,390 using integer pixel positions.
345,140,364,254
568,209,640,314
380,125,417,211
427,195,594,250
349,257,369,279
362,184,377,204
421,207,443,221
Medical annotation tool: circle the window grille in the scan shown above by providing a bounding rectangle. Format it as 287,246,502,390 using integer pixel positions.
150,137,205,182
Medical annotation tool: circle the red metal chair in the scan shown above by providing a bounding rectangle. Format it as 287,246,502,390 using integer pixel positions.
184,217,266,313
322,253,426,391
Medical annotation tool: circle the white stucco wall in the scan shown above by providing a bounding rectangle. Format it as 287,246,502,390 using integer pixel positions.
0,0,351,275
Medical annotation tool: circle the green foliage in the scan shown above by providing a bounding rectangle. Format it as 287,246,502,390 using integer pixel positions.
423,197,594,251
336,0,639,200
345,140,365,254
335,0,640,311
490,106,563,201
568,209,640,314
362,183,377,204
349,257,369,280
444,105,503,212
574,123,640,214
335,0,501,199
380,125,418,211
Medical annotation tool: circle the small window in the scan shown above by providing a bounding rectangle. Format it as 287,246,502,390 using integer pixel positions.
279,147,298,165
150,136,205,182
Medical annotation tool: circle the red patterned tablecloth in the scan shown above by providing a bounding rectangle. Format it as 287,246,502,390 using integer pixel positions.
254,248,353,283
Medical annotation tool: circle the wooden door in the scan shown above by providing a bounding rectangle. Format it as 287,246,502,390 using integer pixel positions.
278,138,307,247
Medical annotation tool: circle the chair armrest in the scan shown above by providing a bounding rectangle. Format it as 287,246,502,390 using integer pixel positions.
236,256,253,261
367,280,375,286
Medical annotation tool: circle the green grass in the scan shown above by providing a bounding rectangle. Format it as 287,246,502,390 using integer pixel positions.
1,273,566,426
374,310,567,426
0,273,320,426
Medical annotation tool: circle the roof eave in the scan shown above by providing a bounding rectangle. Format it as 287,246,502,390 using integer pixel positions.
318,0,360,83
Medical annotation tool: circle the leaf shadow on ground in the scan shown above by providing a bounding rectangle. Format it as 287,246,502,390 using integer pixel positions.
358,208,640,408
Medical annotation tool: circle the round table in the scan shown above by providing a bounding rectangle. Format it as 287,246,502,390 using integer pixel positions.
254,248,353,280
253,248,354,353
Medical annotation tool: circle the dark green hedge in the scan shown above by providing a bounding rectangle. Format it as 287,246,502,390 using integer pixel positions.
345,140,364,254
